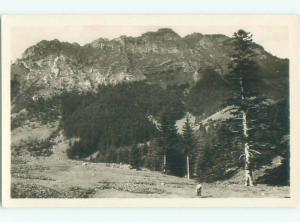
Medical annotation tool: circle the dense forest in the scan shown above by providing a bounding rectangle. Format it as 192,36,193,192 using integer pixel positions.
14,72,289,184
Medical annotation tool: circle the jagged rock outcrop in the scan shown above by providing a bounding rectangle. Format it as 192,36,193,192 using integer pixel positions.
12,28,288,103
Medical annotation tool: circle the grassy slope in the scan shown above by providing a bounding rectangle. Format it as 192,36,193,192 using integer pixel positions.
11,157,289,198
11,123,289,198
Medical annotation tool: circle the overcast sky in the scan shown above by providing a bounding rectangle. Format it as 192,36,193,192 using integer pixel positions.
11,25,289,61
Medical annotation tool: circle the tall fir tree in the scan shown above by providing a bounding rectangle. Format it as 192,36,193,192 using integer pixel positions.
182,115,198,179
145,140,163,171
129,144,140,169
227,29,264,186
157,111,184,176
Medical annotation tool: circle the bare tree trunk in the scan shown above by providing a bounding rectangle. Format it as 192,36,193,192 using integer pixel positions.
240,78,254,186
242,112,254,186
186,155,190,180
163,152,166,174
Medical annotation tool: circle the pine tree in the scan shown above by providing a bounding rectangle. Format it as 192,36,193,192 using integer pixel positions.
145,140,162,171
182,115,198,179
157,111,182,175
129,144,140,169
227,29,262,186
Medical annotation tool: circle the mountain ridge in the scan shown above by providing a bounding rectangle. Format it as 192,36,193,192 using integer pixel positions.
11,27,289,123
12,28,288,108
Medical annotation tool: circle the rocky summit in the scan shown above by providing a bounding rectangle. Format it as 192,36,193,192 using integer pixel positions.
11,28,288,102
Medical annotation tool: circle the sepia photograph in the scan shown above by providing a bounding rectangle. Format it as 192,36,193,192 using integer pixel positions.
1,15,299,207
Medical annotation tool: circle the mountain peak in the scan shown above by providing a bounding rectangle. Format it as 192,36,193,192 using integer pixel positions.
157,28,178,34
13,27,288,103
22,39,80,59
89,37,110,48
183,32,204,40
142,28,181,40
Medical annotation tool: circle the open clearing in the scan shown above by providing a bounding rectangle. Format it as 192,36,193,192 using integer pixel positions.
10,124,289,198
11,157,289,198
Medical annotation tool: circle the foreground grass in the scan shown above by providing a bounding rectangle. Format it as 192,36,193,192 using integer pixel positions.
11,157,289,198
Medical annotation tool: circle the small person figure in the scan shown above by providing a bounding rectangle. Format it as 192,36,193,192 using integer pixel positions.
196,183,202,197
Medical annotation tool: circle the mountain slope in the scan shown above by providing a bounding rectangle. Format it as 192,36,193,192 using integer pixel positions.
11,28,288,106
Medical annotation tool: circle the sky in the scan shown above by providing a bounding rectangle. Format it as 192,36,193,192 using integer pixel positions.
10,25,289,61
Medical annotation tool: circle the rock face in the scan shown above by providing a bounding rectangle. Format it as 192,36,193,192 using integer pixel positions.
11,28,288,102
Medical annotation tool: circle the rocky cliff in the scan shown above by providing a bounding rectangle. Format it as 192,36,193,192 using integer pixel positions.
11,28,288,105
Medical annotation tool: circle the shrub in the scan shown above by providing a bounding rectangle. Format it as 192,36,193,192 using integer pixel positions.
12,138,54,157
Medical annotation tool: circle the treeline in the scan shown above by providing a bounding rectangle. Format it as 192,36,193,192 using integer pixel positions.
60,82,191,176
11,64,289,184
59,79,288,183
13,77,289,183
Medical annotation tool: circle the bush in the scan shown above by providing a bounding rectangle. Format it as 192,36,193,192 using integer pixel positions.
66,186,96,198
11,182,64,198
12,138,54,157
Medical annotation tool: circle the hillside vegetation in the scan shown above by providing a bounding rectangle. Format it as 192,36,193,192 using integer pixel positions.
10,28,290,197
